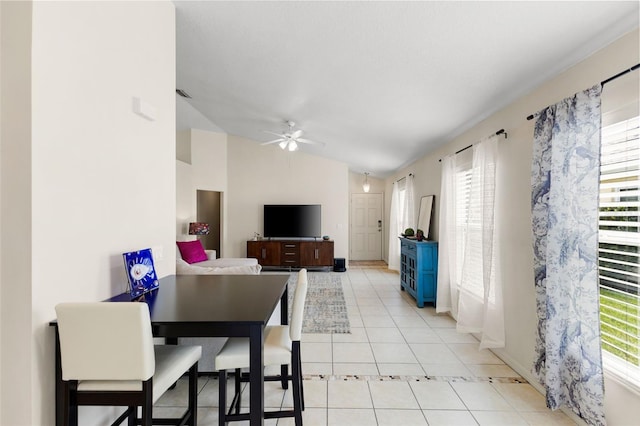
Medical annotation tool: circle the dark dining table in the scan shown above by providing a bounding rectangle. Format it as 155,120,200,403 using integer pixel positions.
51,273,290,426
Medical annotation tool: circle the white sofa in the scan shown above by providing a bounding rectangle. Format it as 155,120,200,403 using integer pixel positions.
176,249,261,275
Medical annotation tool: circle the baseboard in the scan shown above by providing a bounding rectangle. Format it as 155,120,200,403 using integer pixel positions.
260,266,333,272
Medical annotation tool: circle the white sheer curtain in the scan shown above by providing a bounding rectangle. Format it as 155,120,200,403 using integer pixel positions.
436,156,459,318
436,136,504,349
388,182,402,271
388,175,416,271
404,174,416,234
457,137,503,349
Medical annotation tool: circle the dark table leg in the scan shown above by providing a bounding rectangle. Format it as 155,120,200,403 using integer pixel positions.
280,285,289,388
249,324,264,426
166,337,179,390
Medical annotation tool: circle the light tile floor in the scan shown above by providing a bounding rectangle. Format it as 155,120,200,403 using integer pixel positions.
155,262,577,425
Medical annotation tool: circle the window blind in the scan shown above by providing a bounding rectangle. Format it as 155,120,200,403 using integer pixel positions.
455,168,472,286
598,115,640,383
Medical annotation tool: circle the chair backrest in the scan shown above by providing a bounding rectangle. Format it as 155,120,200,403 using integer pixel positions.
289,269,308,342
55,302,155,381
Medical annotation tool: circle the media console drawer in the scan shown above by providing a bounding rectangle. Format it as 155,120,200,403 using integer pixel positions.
281,242,300,265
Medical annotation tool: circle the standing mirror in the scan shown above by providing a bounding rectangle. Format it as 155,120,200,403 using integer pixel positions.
417,195,434,240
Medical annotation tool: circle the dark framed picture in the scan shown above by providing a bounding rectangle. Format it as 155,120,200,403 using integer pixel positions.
123,248,159,299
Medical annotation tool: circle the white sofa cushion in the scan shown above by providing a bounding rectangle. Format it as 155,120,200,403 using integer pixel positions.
176,245,260,275
176,258,261,275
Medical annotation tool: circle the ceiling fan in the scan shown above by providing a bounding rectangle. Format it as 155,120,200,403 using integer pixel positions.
261,121,323,151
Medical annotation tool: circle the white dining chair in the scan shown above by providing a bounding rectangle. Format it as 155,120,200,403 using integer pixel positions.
215,268,308,425
55,302,202,426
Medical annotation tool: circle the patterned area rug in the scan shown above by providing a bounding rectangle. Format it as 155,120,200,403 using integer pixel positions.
287,272,351,334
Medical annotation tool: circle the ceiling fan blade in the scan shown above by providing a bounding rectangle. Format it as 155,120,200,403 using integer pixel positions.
260,138,285,145
297,138,325,146
291,130,303,139
263,130,284,138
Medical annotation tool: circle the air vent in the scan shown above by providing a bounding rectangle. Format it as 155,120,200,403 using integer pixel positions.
176,89,191,99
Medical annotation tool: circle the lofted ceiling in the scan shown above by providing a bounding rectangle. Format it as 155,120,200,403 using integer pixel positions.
175,1,639,177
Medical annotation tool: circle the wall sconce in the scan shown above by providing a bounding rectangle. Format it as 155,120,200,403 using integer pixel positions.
188,222,210,236
363,172,370,193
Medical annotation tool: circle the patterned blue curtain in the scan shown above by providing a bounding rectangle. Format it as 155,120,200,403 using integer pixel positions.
531,84,606,426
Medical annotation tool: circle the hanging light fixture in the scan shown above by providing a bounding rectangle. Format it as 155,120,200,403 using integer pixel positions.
363,172,370,193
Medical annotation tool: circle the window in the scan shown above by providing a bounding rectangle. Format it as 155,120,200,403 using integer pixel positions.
388,175,415,271
455,155,497,303
440,138,502,348
397,177,407,225
454,164,472,287
599,115,640,383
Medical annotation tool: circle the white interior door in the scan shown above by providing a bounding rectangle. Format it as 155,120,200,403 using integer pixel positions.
350,193,383,260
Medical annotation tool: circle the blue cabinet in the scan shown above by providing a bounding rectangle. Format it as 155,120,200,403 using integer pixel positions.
400,238,438,308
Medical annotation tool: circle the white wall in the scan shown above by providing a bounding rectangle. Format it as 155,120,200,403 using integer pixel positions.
0,2,176,424
0,4,2,418
0,1,32,424
176,158,195,236
0,1,2,416
176,129,228,244
387,29,640,425
174,128,350,262
226,135,350,260
176,94,225,133
348,171,385,196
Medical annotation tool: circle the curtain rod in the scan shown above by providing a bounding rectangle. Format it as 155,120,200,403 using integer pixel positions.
438,129,507,162
395,173,414,183
526,63,640,121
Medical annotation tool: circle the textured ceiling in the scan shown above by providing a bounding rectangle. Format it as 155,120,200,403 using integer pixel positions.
175,1,639,177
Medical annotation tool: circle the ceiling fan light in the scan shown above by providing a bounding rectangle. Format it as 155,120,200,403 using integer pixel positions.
279,141,288,150
288,141,298,151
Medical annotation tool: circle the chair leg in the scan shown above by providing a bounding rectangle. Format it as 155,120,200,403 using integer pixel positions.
127,406,136,426
219,370,227,426
298,352,305,410
141,379,153,426
280,364,289,389
234,368,242,414
188,362,198,426
68,381,79,426
291,344,303,426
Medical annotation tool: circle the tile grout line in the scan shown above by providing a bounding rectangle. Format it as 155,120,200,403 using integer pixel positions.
303,374,527,383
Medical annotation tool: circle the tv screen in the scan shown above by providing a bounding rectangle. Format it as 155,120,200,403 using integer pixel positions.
264,204,321,238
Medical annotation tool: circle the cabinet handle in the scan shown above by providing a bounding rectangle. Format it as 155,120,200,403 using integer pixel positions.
315,248,319,259
261,248,266,259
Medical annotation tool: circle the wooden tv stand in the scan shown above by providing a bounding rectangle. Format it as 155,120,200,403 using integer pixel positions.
247,239,334,270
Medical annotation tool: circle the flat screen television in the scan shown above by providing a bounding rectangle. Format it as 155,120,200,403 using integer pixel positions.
264,204,321,238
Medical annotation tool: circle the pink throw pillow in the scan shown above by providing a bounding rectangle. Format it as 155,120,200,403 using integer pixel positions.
176,240,208,264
